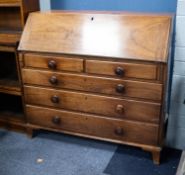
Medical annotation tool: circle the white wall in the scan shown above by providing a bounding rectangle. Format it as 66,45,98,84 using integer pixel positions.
40,0,51,11
166,0,185,149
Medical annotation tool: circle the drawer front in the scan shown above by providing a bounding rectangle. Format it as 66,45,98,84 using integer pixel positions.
24,86,161,123
26,105,159,145
86,60,159,80
22,69,163,101
24,54,84,72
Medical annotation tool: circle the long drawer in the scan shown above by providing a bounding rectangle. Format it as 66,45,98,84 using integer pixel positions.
22,69,162,101
24,53,84,72
26,105,159,145
86,60,159,80
24,86,161,123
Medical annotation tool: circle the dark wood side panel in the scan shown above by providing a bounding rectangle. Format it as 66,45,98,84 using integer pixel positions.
22,68,163,101
22,0,40,13
24,86,161,123
86,60,159,80
24,53,84,72
26,105,159,145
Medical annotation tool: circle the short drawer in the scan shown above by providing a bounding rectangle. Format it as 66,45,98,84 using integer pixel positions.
26,105,159,145
22,69,163,101
86,60,159,80
24,86,161,123
24,53,83,72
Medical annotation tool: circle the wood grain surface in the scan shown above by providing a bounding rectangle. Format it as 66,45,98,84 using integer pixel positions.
22,68,163,101
24,86,161,123
18,11,172,62
26,105,159,145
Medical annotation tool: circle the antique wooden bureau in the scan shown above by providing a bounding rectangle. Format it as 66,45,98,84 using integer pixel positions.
18,11,172,164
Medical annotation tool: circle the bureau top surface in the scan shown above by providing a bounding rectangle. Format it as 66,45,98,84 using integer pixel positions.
18,11,172,63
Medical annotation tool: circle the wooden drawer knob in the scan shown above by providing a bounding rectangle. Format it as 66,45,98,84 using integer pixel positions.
115,67,124,76
49,76,58,85
114,127,124,136
48,60,57,69
52,116,61,125
51,95,60,103
116,84,125,93
116,104,124,114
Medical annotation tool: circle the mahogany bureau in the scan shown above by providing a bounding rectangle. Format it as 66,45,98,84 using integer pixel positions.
18,11,173,164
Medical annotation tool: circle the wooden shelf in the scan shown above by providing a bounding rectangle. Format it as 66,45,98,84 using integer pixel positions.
0,5,22,45
0,3,21,7
0,3,20,7
0,0,40,133
0,45,16,52
0,0,21,7
0,31,21,46
0,110,26,132
0,51,20,95
0,29,22,33
0,93,24,121
0,79,21,95
0,110,24,122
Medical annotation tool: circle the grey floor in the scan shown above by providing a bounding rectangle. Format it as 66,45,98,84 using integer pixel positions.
0,129,181,175
0,129,116,175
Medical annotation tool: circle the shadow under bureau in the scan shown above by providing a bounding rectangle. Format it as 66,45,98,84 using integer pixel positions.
18,11,173,164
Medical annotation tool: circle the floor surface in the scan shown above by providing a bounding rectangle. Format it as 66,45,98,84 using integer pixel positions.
0,129,181,175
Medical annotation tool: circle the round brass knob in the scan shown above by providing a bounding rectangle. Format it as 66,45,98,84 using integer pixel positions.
116,105,124,114
116,84,125,93
114,127,124,136
51,95,60,103
48,60,57,69
49,76,58,85
52,116,61,125
115,67,124,76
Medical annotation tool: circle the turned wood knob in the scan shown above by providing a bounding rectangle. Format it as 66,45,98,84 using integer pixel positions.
114,127,124,136
116,104,124,114
52,116,61,125
116,84,125,93
51,95,60,103
49,76,58,85
115,67,124,76
48,60,57,69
